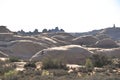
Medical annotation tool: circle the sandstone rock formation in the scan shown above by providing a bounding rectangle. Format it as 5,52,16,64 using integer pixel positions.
95,38,119,48
95,34,111,40
31,45,92,64
0,26,11,33
72,35,98,46
95,48,120,58
0,40,47,60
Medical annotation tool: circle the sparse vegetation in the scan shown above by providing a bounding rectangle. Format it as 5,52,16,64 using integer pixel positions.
42,57,66,69
24,62,36,68
0,55,119,80
90,54,111,67
0,26,120,80
85,58,94,72
9,57,20,62
0,61,16,75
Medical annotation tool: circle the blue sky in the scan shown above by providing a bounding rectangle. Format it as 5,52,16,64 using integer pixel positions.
0,0,120,32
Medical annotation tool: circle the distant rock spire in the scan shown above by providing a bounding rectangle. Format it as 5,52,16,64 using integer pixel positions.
113,24,116,28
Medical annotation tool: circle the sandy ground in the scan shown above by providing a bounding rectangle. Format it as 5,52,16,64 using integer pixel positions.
14,62,27,71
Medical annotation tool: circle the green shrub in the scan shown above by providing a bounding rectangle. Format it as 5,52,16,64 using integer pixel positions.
0,61,16,75
49,69,68,77
90,54,111,67
42,58,66,69
9,57,20,62
85,58,93,72
4,70,17,77
24,62,36,68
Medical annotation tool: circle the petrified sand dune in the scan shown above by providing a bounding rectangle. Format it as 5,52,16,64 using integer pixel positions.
37,33,75,46
0,40,47,60
13,35,39,41
35,35,59,47
97,27,120,40
0,26,120,63
0,51,8,57
31,45,92,64
0,26,11,33
50,33,75,46
95,34,111,40
0,33,14,41
13,35,58,47
95,38,119,48
0,32,76,60
8,40,47,59
72,35,98,45
51,32,75,41
95,48,120,58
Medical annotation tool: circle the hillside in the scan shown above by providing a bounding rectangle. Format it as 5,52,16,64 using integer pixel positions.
0,26,11,33
71,25,120,40
0,26,120,80
0,26,120,62
31,45,92,64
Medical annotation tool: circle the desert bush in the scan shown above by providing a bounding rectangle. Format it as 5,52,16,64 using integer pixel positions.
1,76,18,80
80,74,120,80
9,57,20,62
49,69,68,77
0,61,16,75
24,62,36,68
4,70,17,77
85,58,94,72
42,58,66,69
90,54,111,67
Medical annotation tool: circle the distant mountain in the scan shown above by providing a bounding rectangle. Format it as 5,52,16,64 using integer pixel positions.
98,27,120,40
71,29,102,37
71,24,120,40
